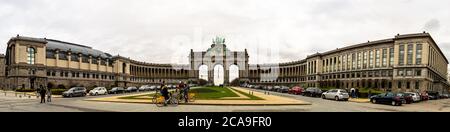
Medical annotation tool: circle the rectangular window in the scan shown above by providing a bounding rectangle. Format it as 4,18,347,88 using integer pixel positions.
357,52,361,69
416,44,422,65
71,54,79,62
101,59,107,65
389,48,394,66
407,44,413,65
347,55,351,70
46,50,55,59
82,55,89,63
363,52,367,69
92,58,98,64
407,82,411,89
352,53,356,70
416,69,422,76
59,52,67,60
398,70,404,76
382,49,387,67
399,45,405,65
398,82,402,89
415,81,420,89
375,50,380,67
406,69,413,76
369,51,374,68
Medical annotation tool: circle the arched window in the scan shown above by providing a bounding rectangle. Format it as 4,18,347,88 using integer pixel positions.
27,47,35,64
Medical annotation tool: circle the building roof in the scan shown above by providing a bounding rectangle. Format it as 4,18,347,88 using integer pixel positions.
46,39,112,59
9,35,112,59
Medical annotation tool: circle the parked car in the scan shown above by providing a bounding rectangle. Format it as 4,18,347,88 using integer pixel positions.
397,93,413,104
62,87,87,98
278,86,290,93
420,92,429,101
139,85,150,91
89,87,108,96
303,87,323,97
126,87,138,93
149,85,157,91
405,92,421,102
288,86,304,95
439,94,449,99
370,92,405,106
321,89,349,101
156,85,161,90
109,87,125,94
267,86,274,91
273,86,281,91
427,91,440,100
255,85,263,89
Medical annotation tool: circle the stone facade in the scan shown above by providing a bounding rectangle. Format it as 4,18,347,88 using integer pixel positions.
0,33,449,94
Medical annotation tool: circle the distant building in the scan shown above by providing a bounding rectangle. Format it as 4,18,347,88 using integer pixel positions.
0,33,449,93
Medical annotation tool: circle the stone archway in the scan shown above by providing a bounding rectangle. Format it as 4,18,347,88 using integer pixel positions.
213,64,225,86
188,37,249,85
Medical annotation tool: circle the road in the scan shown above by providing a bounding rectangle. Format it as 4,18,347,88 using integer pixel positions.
1,89,449,112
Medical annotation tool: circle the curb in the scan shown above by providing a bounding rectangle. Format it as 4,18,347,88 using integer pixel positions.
84,99,312,106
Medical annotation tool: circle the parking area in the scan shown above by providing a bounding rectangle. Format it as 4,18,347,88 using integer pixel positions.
1,87,450,112
241,86,450,112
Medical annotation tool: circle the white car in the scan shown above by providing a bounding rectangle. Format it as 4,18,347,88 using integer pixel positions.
321,89,349,101
149,85,157,91
89,87,108,96
139,85,150,91
405,92,421,102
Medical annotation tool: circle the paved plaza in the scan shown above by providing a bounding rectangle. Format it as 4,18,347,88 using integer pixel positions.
1,88,450,112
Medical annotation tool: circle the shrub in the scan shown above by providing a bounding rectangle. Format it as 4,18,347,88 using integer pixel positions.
15,88,35,92
197,79,208,86
57,84,66,89
51,89,66,95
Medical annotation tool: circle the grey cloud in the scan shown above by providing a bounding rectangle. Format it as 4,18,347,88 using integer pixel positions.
424,19,441,32
1,0,450,69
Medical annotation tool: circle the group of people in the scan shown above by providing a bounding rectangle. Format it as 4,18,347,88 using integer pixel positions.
159,81,191,106
349,88,359,98
37,85,52,103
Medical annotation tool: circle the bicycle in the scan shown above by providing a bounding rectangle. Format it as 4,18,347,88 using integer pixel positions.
174,89,197,103
152,90,179,107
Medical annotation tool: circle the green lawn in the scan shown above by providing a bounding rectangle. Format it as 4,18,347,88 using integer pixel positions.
191,86,239,100
117,86,264,100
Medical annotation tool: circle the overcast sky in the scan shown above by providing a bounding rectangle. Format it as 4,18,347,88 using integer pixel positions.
1,0,450,69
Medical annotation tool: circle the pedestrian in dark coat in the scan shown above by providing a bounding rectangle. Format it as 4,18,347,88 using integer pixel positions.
39,86,46,103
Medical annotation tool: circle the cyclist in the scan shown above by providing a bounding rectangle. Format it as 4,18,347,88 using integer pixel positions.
183,82,190,102
160,81,169,106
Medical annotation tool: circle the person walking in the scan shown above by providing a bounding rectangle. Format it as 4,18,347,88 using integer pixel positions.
39,85,46,103
350,88,356,98
355,88,360,98
47,88,52,103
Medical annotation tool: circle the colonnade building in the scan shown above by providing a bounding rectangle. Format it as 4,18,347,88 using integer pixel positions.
0,33,448,93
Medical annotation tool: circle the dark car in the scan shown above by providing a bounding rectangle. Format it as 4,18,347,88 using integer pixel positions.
288,86,304,95
398,93,413,104
427,91,440,100
370,92,406,106
62,87,87,98
302,87,323,97
278,86,290,93
109,87,125,94
126,87,138,93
